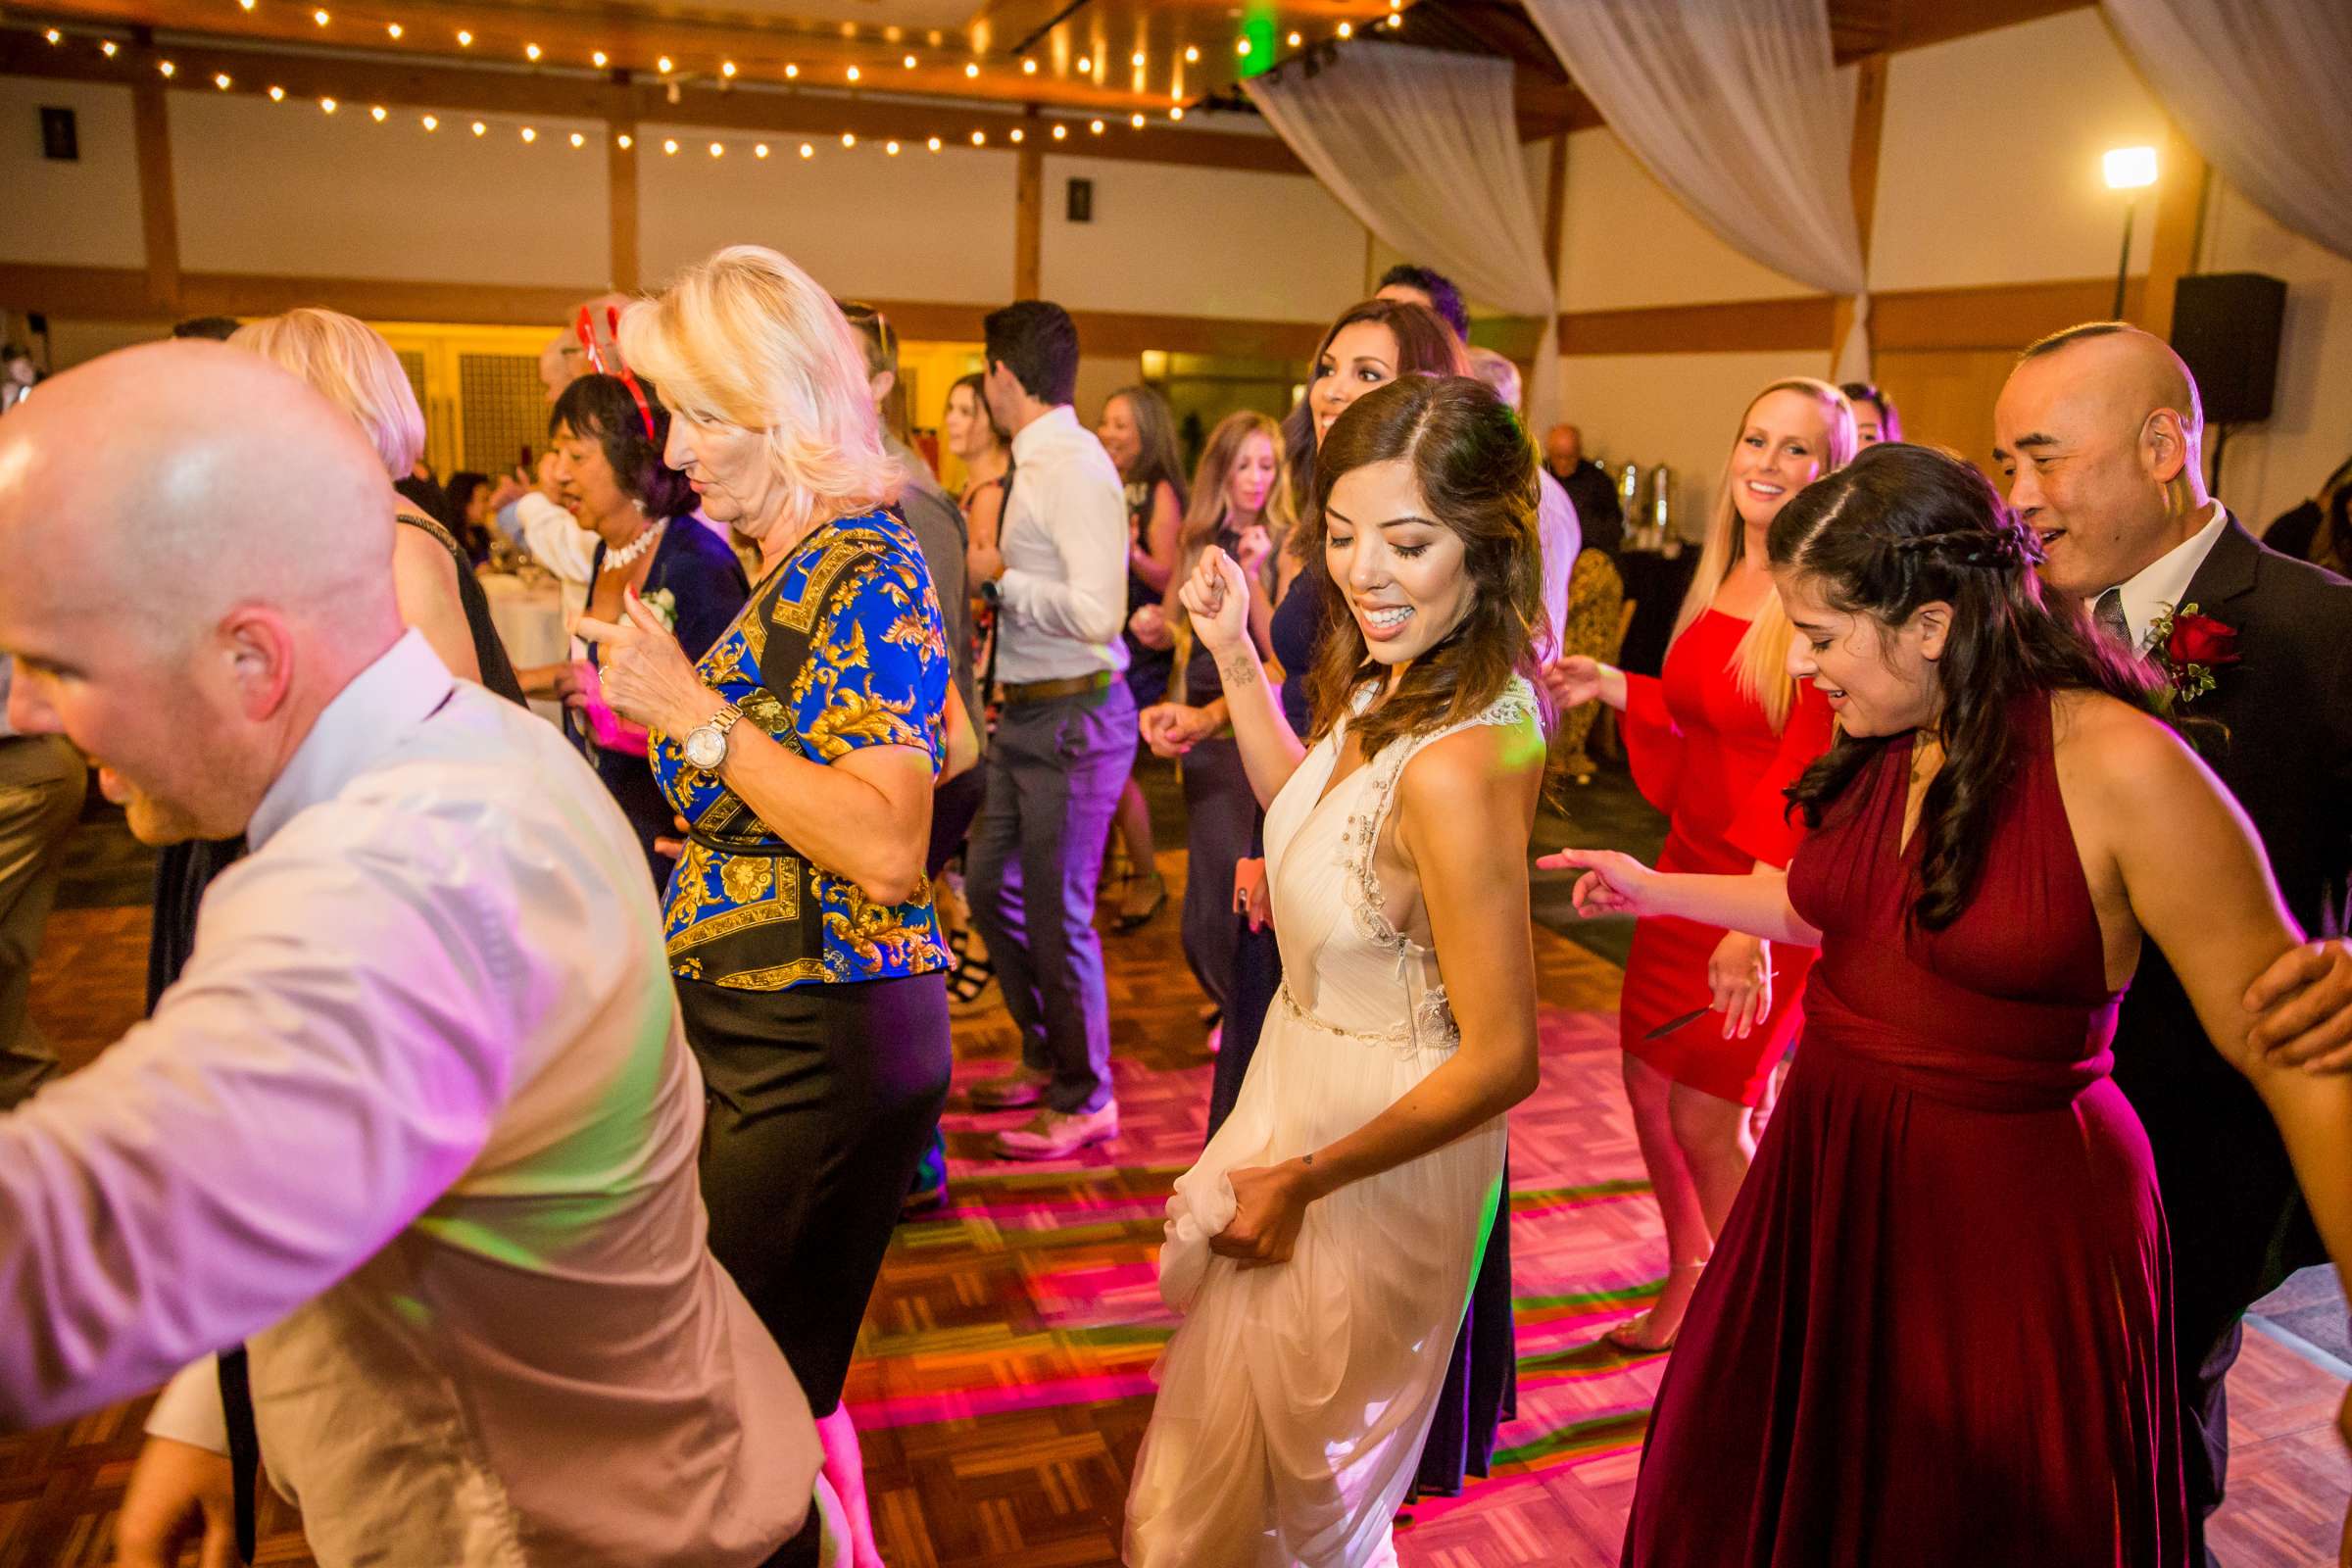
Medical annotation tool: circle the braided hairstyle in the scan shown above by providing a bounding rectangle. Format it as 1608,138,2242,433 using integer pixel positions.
1770,443,2159,930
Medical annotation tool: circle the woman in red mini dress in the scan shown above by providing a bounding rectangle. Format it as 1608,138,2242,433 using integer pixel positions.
1545,378,1855,1348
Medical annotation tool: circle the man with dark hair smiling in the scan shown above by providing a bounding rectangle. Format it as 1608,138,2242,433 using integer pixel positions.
1994,320,2352,1566
964,301,1135,1159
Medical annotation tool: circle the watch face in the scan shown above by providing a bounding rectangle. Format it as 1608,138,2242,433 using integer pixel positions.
684,727,724,770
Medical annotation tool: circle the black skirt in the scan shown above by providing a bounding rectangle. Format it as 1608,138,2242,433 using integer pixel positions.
678,971,952,1415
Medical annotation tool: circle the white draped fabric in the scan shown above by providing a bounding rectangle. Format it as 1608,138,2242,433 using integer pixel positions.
1519,0,1873,381
2102,0,2352,263
1243,46,1563,430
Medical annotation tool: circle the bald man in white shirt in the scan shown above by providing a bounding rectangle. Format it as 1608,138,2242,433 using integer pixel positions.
0,342,821,1568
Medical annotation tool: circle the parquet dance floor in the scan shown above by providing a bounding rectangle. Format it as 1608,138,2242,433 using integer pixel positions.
3,857,2345,1567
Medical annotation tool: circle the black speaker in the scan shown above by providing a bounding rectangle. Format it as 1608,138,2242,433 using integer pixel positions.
2170,271,2286,425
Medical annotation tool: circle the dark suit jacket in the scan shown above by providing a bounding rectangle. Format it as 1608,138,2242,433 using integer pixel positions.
1558,461,1625,556
2109,514,2352,1347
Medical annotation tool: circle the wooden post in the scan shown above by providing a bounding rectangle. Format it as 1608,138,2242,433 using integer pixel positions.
2137,124,2207,335
131,72,182,317
608,120,640,292
1015,124,1044,301
1829,53,1887,371
1542,132,1568,289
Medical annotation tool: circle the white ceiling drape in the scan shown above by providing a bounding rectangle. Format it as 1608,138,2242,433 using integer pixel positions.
1244,45,1563,430
2103,0,2352,264
1519,0,1872,380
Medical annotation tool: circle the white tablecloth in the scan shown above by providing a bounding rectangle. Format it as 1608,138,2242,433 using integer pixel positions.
478,571,568,726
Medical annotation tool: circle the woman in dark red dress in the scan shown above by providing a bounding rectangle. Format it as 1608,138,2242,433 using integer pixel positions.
1549,443,2352,1565
1544,378,1853,1348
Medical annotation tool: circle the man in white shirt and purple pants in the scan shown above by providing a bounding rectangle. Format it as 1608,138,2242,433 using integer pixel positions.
964,301,1138,1161
0,342,822,1567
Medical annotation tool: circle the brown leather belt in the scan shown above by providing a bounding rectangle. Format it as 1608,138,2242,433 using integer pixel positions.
999,670,1116,706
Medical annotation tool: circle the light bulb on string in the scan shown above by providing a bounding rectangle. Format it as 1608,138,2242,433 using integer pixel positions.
319,96,336,113
658,56,673,74
662,137,678,154
785,63,800,78
592,51,608,68
846,65,860,82
1022,59,1037,74
457,29,472,46
756,142,769,158
471,121,487,136
1010,126,1024,142
1131,112,1145,127
1236,37,1251,56
842,131,857,147
525,44,541,61
971,129,986,145
964,62,979,77
571,131,586,148
370,105,387,122
1185,44,1200,62
1337,22,1353,38
519,126,536,141
1090,119,1104,134
927,135,942,152
214,72,232,89
886,139,901,155
157,59,176,76
1052,122,1067,139
799,142,814,159
708,140,722,156
1288,30,1301,46
1132,51,1146,67
269,85,285,100
101,39,119,56
1170,106,1185,122
387,23,401,39
903,54,916,69
312,9,329,25
616,132,631,147
422,115,438,130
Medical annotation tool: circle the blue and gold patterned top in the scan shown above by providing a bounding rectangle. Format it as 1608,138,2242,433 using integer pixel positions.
651,508,954,991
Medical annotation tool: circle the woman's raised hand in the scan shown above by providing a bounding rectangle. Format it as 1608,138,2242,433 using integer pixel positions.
1178,545,1251,658
1536,846,1662,920
573,588,722,737
1541,655,1619,711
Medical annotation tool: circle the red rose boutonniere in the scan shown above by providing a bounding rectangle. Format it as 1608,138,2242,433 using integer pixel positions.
2147,602,2240,708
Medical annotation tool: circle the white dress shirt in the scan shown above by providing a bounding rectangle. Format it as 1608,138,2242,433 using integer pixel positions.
995,405,1133,684
1536,467,1584,662
0,630,817,1566
2094,500,2230,653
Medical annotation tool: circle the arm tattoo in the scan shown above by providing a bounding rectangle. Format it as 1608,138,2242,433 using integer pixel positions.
1219,649,1258,689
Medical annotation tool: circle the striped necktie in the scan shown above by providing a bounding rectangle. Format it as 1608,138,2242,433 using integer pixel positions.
2093,588,2134,653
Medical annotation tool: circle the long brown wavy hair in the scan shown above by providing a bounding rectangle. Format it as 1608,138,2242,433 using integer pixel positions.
1303,375,1549,760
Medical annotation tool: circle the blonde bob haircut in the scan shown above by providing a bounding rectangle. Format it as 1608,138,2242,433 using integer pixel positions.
230,308,424,480
617,245,899,536
1672,376,1858,731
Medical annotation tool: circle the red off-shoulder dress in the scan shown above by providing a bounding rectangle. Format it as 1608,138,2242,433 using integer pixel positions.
1617,608,1836,1104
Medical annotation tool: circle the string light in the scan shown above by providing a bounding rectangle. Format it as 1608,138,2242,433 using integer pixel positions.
723,60,738,77
370,105,388,121
886,139,901,155
708,140,722,156
1236,38,1251,56
517,125,534,141
756,141,769,157
1022,59,1037,74
1009,126,1024,143
1386,13,1403,27
1170,106,1185,121
269,85,285,100
456,29,471,46
313,9,329,25
592,50,608,68
158,60,176,76
927,135,942,152
1090,119,1105,134
101,39,119,56
903,54,916,69
1185,44,1200,62
1337,22,1354,37
799,142,813,159
662,137,678,154
422,114,437,129
657,56,673,74
971,129,986,145
1132,51,1147,66
319,96,336,113
571,131,586,148
471,121,487,136
525,43,541,61
846,65,860,82
42,26,60,43
785,64,800,79
386,23,401,38
214,72,232,89
841,131,857,147
1131,112,1146,127
1053,122,1068,140
615,132,631,147
963,62,979,78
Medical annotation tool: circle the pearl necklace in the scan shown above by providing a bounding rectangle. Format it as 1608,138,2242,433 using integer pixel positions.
601,517,665,571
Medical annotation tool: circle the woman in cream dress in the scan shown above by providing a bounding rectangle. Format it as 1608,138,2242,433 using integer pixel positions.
1124,374,1550,1567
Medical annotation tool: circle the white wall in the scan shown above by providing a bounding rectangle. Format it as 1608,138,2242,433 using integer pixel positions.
1,75,146,268
1556,124,1818,311
638,131,1015,302
171,92,608,284
1869,8,2166,291
2193,179,2352,531
1039,154,1365,319
1558,349,1834,539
